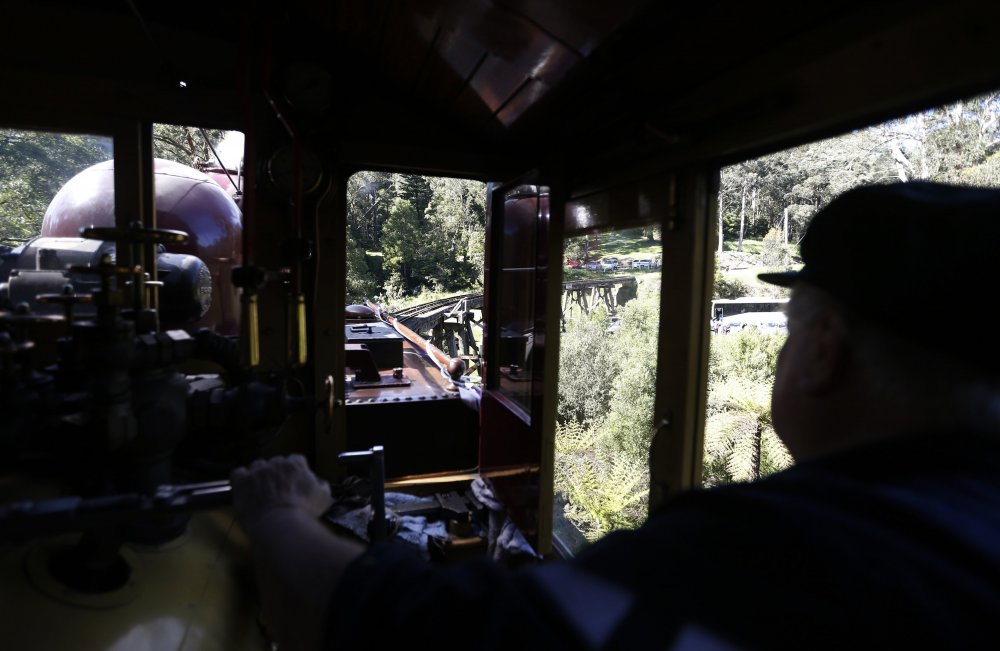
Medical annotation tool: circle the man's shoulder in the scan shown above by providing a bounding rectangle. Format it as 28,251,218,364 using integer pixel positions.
583,430,1000,569
562,433,1000,649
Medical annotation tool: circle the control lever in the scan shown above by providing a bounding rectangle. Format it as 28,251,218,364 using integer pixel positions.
0,480,233,541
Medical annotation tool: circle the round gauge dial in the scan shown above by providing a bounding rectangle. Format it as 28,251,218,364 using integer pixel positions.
265,145,324,195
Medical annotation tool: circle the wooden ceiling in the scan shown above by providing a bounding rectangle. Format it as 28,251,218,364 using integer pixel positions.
4,1,1000,178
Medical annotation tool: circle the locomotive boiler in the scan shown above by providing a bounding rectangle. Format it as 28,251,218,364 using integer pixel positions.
0,158,243,335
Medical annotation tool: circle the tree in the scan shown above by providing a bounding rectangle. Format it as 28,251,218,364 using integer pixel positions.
381,198,424,294
554,282,662,543
346,172,486,298
0,129,110,242
874,92,1000,184
557,308,621,428
600,298,660,459
347,171,395,251
424,177,487,290
152,125,228,169
564,233,600,263
346,230,378,302
704,376,791,485
394,173,433,217
760,228,790,269
720,155,792,249
704,329,791,486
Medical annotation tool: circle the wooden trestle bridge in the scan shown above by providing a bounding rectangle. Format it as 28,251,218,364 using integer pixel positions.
388,276,638,374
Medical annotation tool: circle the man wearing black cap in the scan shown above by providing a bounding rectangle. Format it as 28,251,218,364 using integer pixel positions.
232,182,1000,650
762,181,1000,461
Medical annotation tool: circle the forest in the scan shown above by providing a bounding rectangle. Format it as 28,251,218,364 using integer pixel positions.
718,91,1000,252
344,172,487,306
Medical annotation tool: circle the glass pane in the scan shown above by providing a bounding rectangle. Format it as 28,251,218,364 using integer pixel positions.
554,224,661,554
0,128,112,245
344,171,488,377
0,128,113,325
707,88,1000,487
341,172,489,477
152,125,244,335
493,184,546,417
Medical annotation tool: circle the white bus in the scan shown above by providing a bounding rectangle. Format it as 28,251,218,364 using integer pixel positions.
711,297,789,333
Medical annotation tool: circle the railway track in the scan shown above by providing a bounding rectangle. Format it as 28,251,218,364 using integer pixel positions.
369,276,638,376
390,293,482,321
384,275,638,331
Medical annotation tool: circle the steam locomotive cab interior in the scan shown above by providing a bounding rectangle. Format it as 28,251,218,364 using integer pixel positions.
2,0,1000,649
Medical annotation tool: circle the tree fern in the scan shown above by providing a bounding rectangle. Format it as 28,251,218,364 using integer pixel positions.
704,375,792,485
555,421,649,541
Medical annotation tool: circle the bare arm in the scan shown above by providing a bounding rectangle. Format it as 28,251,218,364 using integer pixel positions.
231,455,364,651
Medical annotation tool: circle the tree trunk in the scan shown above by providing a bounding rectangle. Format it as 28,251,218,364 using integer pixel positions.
783,206,789,245
737,182,747,252
717,191,724,254
752,425,762,482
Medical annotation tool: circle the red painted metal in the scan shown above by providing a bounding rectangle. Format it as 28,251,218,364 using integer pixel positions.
480,182,552,551
41,158,243,335
203,167,242,198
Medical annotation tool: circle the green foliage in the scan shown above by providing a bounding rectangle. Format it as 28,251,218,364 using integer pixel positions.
0,129,110,242
960,150,1000,187
713,269,749,299
722,239,764,254
424,176,487,289
564,233,601,262
555,280,661,545
760,228,791,268
346,172,487,298
557,308,620,427
395,174,433,217
152,124,228,168
346,231,377,302
718,91,1000,251
381,198,424,294
347,171,394,251
708,327,785,386
705,329,791,486
555,420,649,541
600,298,660,457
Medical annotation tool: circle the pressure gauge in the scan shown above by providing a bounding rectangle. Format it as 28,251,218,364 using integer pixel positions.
280,62,334,114
264,145,324,195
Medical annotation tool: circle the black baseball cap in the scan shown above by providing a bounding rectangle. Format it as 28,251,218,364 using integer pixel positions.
759,181,1000,371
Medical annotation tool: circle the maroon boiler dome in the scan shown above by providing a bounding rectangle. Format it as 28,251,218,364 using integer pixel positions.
42,158,242,335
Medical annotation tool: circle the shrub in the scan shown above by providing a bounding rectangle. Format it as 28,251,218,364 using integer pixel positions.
555,420,649,541
557,309,620,427
760,228,791,268
708,327,785,387
714,269,749,299
704,328,792,486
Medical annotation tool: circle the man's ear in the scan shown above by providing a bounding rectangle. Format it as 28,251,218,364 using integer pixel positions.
797,309,850,393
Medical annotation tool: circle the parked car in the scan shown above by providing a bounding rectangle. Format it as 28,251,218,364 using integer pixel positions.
566,259,582,269
585,261,599,270
632,259,652,269
599,257,619,271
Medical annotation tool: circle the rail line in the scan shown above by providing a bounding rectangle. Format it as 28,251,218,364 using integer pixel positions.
381,276,638,339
